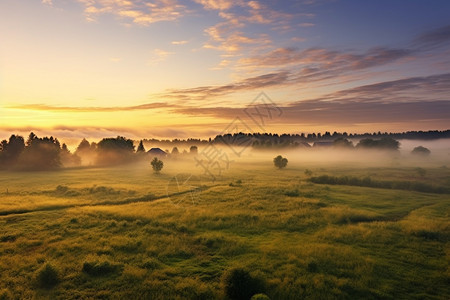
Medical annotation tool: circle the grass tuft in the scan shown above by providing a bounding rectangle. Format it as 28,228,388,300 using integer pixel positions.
36,263,59,288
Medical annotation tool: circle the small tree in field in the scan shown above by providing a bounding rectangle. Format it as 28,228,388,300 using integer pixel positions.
151,157,163,173
411,146,430,156
273,155,288,169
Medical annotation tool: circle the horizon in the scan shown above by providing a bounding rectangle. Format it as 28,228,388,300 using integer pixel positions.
1,0,450,140
2,129,449,153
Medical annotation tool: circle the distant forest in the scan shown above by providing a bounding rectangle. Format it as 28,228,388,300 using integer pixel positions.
0,130,447,170
147,130,450,147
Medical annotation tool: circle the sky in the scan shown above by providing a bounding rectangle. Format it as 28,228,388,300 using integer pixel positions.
1,0,450,142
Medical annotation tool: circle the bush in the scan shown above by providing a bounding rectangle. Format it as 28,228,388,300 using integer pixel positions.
223,268,265,300
284,189,299,197
307,261,318,273
82,260,122,276
36,263,59,288
308,175,449,194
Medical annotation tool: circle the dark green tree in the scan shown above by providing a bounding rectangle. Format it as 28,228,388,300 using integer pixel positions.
273,155,288,169
0,135,25,167
411,146,430,156
96,136,135,165
151,157,163,173
137,140,146,153
189,145,198,155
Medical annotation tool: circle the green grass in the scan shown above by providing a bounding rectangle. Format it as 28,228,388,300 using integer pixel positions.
0,160,449,299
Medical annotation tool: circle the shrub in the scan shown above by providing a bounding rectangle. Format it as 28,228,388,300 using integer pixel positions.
308,175,449,194
36,263,59,288
223,268,265,300
304,169,313,176
0,234,16,242
82,260,122,276
284,189,300,197
307,261,318,273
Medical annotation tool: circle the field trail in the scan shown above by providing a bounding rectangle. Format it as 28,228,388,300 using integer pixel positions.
0,183,227,217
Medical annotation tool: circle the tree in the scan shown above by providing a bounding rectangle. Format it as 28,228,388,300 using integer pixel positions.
0,135,25,168
17,134,61,170
356,137,399,150
171,147,179,155
411,146,430,156
136,140,146,153
60,143,81,167
151,157,163,173
333,137,353,148
96,136,135,165
26,132,37,147
273,155,288,169
97,136,135,152
76,138,91,153
189,145,198,155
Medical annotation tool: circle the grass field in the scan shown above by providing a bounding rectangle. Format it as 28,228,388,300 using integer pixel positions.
0,153,449,299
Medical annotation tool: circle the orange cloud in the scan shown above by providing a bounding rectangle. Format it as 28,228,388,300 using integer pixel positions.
76,0,186,25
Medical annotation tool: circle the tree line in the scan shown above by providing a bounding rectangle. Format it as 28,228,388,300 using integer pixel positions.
0,129,441,170
0,133,79,171
0,133,200,171
213,130,449,149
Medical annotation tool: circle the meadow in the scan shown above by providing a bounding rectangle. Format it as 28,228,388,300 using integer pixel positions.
0,149,449,299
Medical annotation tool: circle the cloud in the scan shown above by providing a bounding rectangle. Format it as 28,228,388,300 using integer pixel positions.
174,99,450,127
147,48,174,65
167,72,450,128
238,47,411,71
291,37,306,42
10,102,174,112
194,0,236,11
76,0,186,25
164,71,289,100
7,74,450,138
169,74,450,128
204,27,271,53
327,73,450,102
0,124,223,141
171,40,188,45
200,1,302,56
42,0,53,6
413,25,450,50
163,46,412,100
